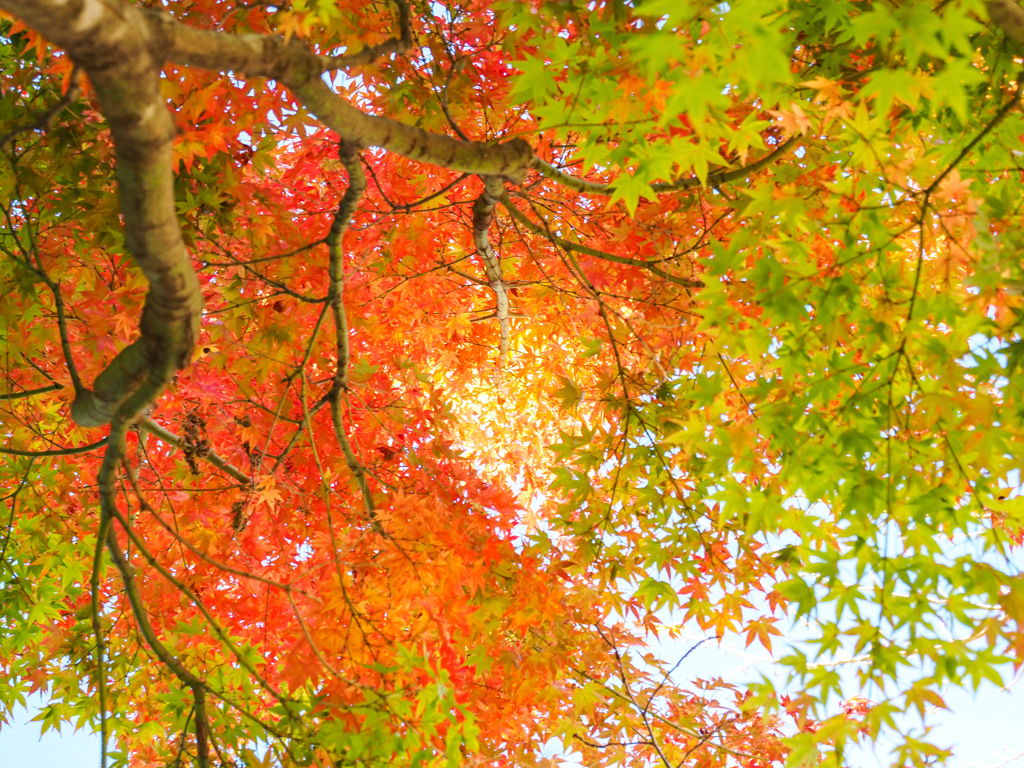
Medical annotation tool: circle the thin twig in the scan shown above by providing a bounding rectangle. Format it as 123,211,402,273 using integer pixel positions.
500,195,703,289
0,383,61,400
318,0,412,70
0,68,82,151
140,419,250,484
0,437,108,457
530,136,797,196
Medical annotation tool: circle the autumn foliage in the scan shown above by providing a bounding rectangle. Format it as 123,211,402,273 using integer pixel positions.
2,0,1024,766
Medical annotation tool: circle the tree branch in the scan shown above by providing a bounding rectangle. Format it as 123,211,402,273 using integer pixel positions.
0,383,61,401
530,136,797,195
96,420,211,768
500,195,703,289
472,176,511,371
140,420,251,485
140,5,535,181
318,0,412,70
0,437,109,457
0,68,81,151
1,0,203,431
988,0,1024,45
326,142,377,525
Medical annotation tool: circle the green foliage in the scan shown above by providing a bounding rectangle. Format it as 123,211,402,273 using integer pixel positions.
3,0,1024,767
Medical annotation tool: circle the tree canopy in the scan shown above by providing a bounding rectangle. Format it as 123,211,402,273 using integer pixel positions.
2,0,1024,766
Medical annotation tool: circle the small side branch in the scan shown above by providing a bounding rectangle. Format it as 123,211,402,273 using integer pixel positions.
0,383,61,401
0,68,81,151
114,471,295,712
0,437,108,457
49,281,85,393
319,0,412,70
530,137,797,196
472,176,511,371
500,195,703,289
326,142,376,524
140,419,250,485
24,261,85,395
96,422,212,768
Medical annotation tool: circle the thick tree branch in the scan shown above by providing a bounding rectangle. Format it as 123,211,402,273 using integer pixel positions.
988,0,1024,44
1,0,203,430
290,79,535,181
3,0,790,211
140,5,535,181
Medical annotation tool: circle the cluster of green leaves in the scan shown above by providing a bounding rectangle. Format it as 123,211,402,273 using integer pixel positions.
526,0,1024,763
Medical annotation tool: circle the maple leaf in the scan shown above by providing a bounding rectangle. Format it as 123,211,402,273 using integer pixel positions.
768,101,813,136
801,76,844,104
254,476,282,512
935,168,973,204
